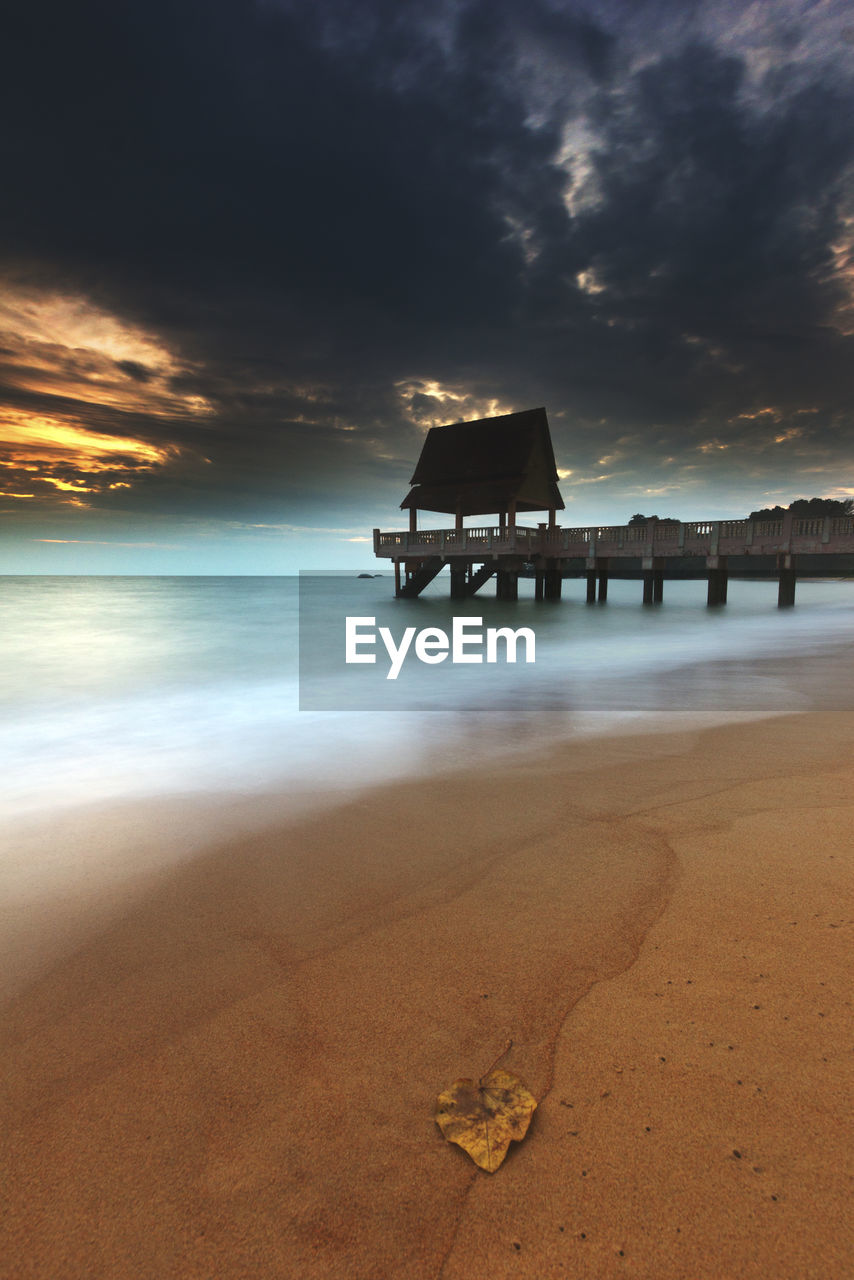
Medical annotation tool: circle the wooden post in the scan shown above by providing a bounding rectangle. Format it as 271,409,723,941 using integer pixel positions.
394,560,401,596
450,567,467,599
455,498,463,533
497,569,518,600
544,560,562,600
706,555,728,606
643,556,664,604
778,554,796,607
409,507,417,534
534,571,544,601
507,501,516,532
548,508,556,529
707,571,726,605
586,556,608,602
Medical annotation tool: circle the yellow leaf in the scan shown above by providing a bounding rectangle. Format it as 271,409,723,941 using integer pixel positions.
434,1065,537,1172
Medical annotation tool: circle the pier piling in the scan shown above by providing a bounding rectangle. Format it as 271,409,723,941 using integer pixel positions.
706,556,729,606
642,557,665,604
496,569,518,601
586,557,609,603
450,567,467,599
778,555,797,607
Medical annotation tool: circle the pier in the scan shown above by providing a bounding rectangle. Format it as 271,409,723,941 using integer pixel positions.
374,406,854,607
373,514,854,607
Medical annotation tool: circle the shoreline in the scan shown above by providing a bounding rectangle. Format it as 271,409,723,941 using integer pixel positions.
2,710,853,1277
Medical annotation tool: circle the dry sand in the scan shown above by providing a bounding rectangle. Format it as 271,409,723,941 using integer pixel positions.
1,711,852,1278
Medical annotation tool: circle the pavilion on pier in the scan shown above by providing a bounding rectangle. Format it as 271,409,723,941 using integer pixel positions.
393,406,564,598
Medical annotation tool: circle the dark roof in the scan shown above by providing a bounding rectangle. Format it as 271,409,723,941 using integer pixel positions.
402,480,534,515
401,406,564,516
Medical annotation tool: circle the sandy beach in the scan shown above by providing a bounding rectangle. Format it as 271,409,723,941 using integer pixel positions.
1,710,852,1279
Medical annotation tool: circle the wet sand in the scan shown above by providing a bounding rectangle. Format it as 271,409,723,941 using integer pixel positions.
1,711,852,1278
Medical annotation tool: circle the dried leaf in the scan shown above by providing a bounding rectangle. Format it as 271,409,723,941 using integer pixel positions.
435,1065,537,1172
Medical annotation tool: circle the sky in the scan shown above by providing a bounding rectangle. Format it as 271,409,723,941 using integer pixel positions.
1,0,853,573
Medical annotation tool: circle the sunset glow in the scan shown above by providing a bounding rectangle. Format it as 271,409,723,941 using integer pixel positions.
0,285,213,420
2,411,171,468
0,408,178,505
396,379,515,431
0,284,208,510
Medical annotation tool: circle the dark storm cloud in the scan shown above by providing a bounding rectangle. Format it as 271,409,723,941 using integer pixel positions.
525,43,854,419
1,0,853,534
4,1,527,315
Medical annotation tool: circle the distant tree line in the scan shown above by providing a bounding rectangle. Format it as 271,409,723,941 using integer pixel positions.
628,498,852,524
747,497,853,520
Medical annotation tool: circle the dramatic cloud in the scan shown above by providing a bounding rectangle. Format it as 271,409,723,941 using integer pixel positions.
1,0,853,568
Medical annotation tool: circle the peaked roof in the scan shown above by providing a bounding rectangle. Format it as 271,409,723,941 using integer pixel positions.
401,406,564,516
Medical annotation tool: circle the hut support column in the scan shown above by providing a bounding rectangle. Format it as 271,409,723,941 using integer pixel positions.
707,555,728,606
409,508,417,533
778,554,797,607
497,569,518,600
450,567,467,599
394,561,401,596
534,570,545,601
507,501,516,533
544,559,562,600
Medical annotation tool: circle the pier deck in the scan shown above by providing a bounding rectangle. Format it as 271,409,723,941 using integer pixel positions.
373,514,854,605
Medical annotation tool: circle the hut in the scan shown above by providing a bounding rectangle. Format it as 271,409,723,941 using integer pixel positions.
375,407,565,598
401,406,564,534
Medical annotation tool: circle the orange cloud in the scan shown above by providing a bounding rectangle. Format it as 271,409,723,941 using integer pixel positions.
1,407,179,505
0,284,213,506
698,439,729,453
2,409,172,469
0,285,214,419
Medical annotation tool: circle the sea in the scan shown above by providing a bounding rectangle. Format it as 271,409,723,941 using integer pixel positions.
3,571,854,824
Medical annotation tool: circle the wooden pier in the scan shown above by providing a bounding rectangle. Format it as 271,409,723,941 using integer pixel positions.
373,514,854,607
376,406,854,606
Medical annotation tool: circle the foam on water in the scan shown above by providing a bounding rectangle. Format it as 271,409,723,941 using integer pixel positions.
2,574,853,822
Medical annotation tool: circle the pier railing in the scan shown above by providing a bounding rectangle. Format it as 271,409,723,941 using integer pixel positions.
375,526,539,555
374,516,854,560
